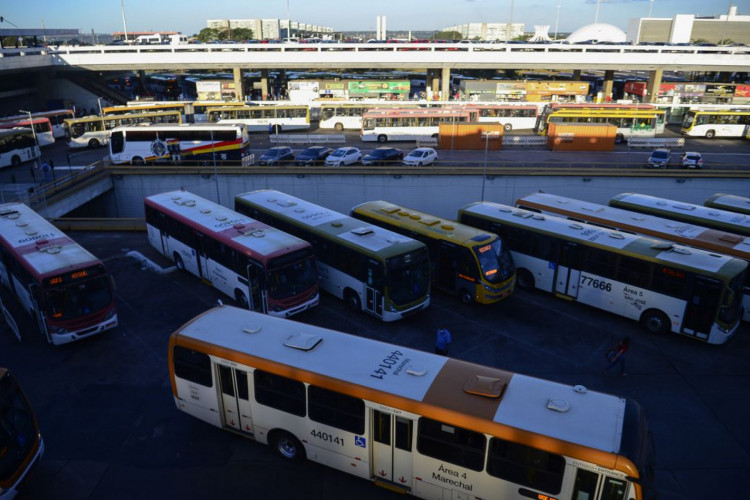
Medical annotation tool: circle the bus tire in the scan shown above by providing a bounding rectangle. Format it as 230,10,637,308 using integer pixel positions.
334,122,344,132
88,138,100,148
460,290,473,304
377,135,387,143
705,130,715,139
503,123,512,132
345,289,361,312
235,290,249,309
641,309,669,335
173,253,185,271
131,157,146,166
516,269,535,290
615,133,624,144
270,431,305,462
10,155,21,167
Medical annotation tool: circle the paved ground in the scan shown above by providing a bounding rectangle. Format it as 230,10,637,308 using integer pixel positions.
2,230,749,499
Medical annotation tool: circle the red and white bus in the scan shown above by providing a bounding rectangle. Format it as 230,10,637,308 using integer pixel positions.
0,368,44,499
0,203,118,345
0,117,55,147
0,109,74,139
144,191,320,317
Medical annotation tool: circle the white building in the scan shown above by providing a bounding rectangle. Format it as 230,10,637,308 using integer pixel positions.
443,22,525,41
627,6,750,44
206,19,334,40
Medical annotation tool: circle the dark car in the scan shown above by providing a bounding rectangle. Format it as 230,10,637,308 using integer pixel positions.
258,146,294,166
362,147,404,166
295,146,332,166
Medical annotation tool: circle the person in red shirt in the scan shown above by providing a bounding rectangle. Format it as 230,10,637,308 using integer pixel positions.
604,337,630,376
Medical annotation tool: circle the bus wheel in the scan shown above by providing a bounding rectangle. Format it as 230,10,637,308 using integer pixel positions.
641,310,669,335
173,253,185,271
334,122,344,132
88,138,100,148
345,290,361,312
235,290,249,309
614,133,624,144
271,431,305,462
377,135,387,143
131,157,145,166
504,123,512,132
10,155,21,167
460,290,473,304
516,269,535,290
705,130,715,139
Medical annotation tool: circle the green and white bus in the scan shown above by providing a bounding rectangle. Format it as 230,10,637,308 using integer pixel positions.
610,193,750,238
704,193,750,217
458,201,746,343
234,190,430,321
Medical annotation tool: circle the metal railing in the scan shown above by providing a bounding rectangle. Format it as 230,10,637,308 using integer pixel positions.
502,136,548,147
269,134,347,144
627,137,686,149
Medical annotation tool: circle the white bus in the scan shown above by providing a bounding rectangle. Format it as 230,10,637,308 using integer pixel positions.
234,190,431,322
0,118,54,147
108,123,253,166
169,304,654,500
318,103,419,131
0,128,40,169
458,201,746,343
361,108,476,142
63,110,182,149
206,105,311,133
517,191,750,323
680,109,750,138
451,104,539,131
145,191,319,317
704,193,750,217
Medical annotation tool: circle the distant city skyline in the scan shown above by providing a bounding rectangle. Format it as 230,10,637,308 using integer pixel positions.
1,0,748,36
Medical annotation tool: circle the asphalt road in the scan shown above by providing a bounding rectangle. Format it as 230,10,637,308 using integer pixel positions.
2,230,750,500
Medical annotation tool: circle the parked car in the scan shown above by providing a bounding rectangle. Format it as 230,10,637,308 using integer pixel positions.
402,147,438,166
258,146,294,166
325,147,362,166
681,151,704,169
295,146,332,166
647,148,671,168
362,147,404,166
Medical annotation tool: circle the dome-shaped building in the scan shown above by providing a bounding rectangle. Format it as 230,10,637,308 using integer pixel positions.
566,23,627,43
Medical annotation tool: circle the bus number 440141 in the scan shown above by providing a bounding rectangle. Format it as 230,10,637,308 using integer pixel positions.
311,429,345,446
580,275,612,292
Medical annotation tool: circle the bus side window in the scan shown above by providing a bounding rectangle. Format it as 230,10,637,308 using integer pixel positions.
600,476,628,500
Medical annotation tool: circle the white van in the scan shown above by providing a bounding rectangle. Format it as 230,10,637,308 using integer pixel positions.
168,34,189,45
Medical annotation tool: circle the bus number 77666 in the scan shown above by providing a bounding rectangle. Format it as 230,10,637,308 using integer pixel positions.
580,275,612,292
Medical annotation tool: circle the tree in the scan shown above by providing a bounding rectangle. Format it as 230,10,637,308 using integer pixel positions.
433,31,462,41
226,28,253,41
196,28,220,43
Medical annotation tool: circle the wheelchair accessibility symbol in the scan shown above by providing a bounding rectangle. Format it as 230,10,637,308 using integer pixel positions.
354,436,366,448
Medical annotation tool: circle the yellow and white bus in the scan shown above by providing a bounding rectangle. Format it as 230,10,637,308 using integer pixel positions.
169,304,654,500
63,111,182,149
517,191,750,323
704,193,750,217
234,190,430,322
536,108,666,144
206,105,311,133
458,201,746,343
351,201,515,304
610,193,750,238
680,109,750,138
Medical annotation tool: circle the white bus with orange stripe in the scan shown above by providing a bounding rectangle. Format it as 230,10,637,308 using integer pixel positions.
169,305,653,500
0,203,118,345
108,123,252,166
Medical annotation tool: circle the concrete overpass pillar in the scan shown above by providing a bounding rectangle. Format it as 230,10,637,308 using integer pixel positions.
645,69,663,104
233,67,244,101
429,69,440,101
260,69,269,101
572,70,582,80
601,70,615,102
441,67,451,101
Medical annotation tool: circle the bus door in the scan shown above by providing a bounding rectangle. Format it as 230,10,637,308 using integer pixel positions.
245,263,266,313
371,409,413,490
195,231,210,282
365,262,383,317
436,241,460,293
681,276,720,340
571,468,628,500
555,241,581,299
216,364,254,436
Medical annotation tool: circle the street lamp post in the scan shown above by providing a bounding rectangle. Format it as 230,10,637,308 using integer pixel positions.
18,109,39,161
120,0,129,44
554,3,561,40
210,129,220,204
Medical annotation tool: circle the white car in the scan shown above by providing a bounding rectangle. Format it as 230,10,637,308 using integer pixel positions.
681,151,704,169
325,147,362,166
402,147,437,166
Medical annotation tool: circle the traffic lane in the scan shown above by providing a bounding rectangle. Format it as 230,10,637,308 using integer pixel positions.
2,231,750,499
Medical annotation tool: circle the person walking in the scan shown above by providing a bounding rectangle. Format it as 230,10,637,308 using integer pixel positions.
41,161,51,183
435,325,451,355
603,337,630,376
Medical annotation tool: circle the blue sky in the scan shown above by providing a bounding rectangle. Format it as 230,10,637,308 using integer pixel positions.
1,0,747,35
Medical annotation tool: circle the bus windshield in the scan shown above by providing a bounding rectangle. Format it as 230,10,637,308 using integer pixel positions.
267,250,318,300
474,240,515,284
681,112,696,128
386,248,430,305
0,372,36,482
719,272,745,325
44,275,114,320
